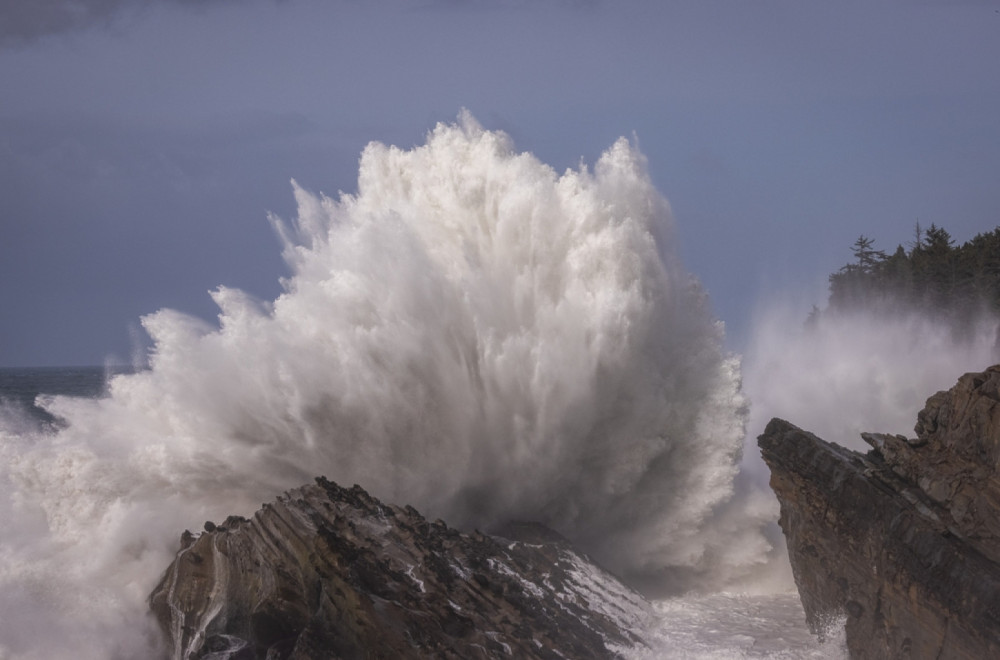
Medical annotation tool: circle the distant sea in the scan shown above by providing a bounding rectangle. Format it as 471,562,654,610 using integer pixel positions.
0,366,134,427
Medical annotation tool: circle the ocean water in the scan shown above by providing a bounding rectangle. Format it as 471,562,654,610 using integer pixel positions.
0,113,991,659
0,366,132,430
637,593,847,659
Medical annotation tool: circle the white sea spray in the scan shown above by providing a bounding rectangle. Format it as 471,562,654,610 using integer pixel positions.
0,113,769,658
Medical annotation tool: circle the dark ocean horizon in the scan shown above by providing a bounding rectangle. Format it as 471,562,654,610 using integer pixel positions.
0,366,135,426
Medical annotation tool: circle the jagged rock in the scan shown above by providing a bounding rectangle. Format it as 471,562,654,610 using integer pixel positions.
149,477,648,660
863,365,1000,561
759,366,1000,660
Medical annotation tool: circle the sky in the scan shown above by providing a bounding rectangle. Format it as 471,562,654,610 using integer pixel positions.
1,0,999,367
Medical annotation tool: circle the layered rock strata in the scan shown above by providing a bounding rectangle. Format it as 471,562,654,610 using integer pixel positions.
759,366,1000,659
149,477,648,660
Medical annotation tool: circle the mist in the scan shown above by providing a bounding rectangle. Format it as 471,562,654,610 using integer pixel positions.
744,302,1000,453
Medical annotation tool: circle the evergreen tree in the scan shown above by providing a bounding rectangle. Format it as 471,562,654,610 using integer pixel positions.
828,235,886,309
851,235,886,274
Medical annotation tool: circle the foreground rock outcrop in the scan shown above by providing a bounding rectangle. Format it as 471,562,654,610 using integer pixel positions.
149,477,647,659
759,366,1000,659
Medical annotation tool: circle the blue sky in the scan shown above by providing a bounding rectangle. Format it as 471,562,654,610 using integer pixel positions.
2,0,999,366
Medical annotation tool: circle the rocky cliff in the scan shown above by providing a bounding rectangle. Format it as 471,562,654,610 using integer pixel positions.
149,477,648,660
759,366,1000,659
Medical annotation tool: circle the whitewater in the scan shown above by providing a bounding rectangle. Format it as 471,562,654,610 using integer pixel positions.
1,112,996,659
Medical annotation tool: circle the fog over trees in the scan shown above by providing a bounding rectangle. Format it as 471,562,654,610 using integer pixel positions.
818,224,1000,330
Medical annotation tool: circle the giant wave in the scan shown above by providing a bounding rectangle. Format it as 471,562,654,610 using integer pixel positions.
0,112,775,659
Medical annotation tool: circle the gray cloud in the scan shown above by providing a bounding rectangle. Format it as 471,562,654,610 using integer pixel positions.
0,0,130,45
0,0,268,46
0,0,597,49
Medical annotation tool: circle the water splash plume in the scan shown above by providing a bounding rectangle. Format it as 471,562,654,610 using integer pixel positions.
0,113,766,658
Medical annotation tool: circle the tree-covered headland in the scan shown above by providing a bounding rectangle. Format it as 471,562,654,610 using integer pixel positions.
820,224,1000,329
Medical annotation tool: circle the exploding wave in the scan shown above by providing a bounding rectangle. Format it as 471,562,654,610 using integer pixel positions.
0,113,770,658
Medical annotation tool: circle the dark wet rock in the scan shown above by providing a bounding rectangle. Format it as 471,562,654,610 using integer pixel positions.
759,366,1000,659
150,477,647,659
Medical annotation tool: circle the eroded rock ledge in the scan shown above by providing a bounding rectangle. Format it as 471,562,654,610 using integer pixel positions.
149,477,647,659
759,366,1000,659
